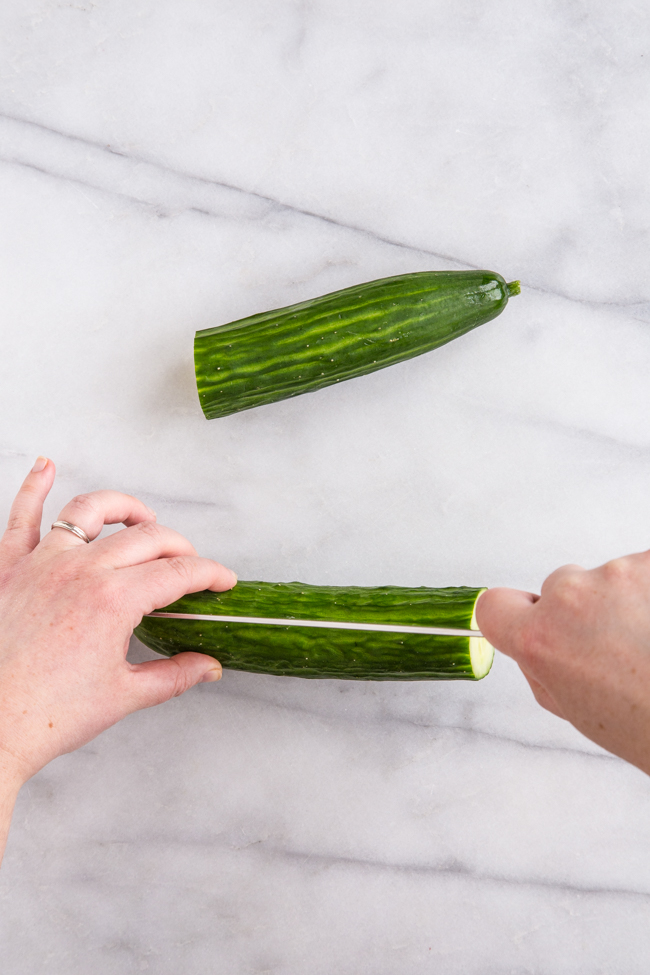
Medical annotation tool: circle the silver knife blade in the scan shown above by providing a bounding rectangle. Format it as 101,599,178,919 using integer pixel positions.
146,612,483,638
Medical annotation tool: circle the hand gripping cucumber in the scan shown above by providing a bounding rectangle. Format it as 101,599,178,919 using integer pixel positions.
195,270,519,419
135,582,493,681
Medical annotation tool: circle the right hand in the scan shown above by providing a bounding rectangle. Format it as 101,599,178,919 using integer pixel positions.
476,555,650,774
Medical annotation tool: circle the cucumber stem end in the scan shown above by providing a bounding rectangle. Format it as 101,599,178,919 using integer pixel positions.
506,280,521,297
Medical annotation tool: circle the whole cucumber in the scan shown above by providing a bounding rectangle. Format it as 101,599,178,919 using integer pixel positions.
195,270,520,419
134,581,493,681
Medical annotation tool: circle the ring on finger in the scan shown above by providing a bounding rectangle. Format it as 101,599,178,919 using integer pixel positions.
51,520,91,544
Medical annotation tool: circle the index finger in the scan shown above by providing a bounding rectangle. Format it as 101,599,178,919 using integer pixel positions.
1,456,56,562
475,587,539,659
120,555,237,625
41,490,157,550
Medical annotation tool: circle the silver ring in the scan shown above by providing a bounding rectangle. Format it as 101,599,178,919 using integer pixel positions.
51,520,91,544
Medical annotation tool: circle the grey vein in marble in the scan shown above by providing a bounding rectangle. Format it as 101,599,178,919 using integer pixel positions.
3,110,650,313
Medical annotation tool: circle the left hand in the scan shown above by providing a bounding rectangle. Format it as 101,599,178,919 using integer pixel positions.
0,457,237,793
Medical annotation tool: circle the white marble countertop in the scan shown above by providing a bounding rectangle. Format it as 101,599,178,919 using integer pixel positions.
2,2,650,971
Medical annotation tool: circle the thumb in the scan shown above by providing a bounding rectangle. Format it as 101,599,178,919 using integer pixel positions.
127,652,222,711
475,586,538,660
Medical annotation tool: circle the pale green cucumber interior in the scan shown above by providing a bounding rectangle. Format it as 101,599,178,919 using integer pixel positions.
469,589,494,679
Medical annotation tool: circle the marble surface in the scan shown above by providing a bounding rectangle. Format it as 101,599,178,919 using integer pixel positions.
2,1,650,971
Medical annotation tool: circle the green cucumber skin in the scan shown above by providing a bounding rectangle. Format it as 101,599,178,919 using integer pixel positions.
134,581,489,681
195,270,515,419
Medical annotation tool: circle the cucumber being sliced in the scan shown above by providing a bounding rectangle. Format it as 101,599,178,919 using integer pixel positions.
195,270,520,419
135,582,494,681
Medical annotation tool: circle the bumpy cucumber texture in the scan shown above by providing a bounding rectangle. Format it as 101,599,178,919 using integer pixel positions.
195,270,520,419
135,581,494,681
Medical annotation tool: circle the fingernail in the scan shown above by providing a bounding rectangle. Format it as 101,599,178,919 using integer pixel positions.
31,456,48,473
201,665,222,683
146,506,157,519
229,570,238,586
